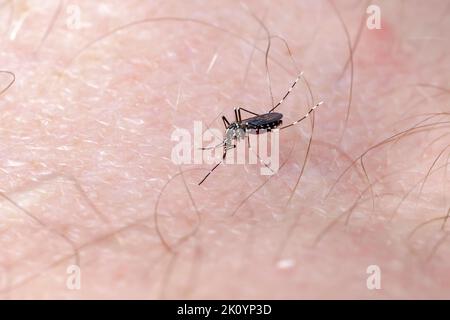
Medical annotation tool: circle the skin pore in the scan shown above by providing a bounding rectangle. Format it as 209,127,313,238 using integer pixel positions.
0,0,449,299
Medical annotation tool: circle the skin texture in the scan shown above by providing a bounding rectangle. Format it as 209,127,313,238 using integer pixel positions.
0,0,449,299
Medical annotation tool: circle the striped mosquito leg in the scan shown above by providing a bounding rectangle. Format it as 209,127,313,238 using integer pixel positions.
198,162,221,185
268,71,304,113
280,101,324,130
198,145,236,185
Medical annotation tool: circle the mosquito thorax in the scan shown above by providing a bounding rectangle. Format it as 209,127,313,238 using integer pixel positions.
226,124,245,141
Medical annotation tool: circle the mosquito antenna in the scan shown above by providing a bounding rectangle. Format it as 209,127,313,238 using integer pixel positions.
268,72,303,113
199,141,225,150
280,101,324,130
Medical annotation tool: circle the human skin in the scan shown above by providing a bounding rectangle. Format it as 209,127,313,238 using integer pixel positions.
0,0,449,299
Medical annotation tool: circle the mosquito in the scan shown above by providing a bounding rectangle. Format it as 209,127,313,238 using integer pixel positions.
198,72,324,185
